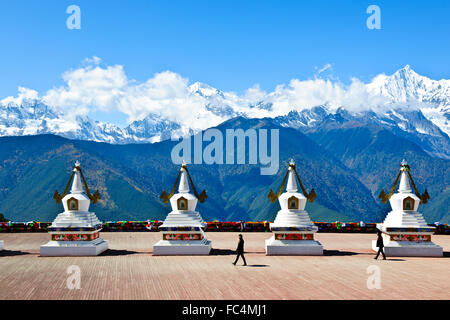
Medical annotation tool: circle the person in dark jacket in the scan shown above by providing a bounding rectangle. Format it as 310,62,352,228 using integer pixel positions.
374,230,386,260
232,234,247,266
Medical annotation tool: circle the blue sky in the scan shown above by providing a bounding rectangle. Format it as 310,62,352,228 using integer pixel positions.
0,0,449,126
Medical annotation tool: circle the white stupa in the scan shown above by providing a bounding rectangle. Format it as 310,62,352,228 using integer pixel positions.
40,161,108,256
153,163,211,255
373,160,442,257
266,160,323,255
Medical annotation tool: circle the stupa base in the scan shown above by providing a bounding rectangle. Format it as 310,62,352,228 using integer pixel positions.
0,240,3,251
40,238,109,256
371,240,443,257
153,239,212,255
265,238,323,255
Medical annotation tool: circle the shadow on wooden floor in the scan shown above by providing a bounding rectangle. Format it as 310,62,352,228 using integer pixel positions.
246,264,270,267
99,249,140,256
386,258,406,261
323,250,359,256
210,248,236,256
0,250,30,257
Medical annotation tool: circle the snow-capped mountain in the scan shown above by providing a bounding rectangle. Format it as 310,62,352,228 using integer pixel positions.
0,65,448,158
0,99,180,144
368,65,450,137
368,65,450,107
189,81,241,118
0,100,77,137
123,113,186,143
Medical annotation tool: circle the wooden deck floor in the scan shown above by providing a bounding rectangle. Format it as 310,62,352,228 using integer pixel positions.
0,232,448,300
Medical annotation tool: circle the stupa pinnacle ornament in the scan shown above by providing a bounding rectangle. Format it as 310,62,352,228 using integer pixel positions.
265,160,323,255
40,161,108,256
153,163,211,255
160,161,207,204
53,161,101,205
373,160,442,257
379,159,430,205
268,159,317,204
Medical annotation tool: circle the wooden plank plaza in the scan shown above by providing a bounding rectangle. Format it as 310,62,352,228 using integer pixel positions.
0,232,448,300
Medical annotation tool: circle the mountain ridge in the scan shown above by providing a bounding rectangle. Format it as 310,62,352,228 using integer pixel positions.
1,66,449,154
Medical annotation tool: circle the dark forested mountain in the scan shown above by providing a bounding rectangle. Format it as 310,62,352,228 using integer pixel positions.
307,125,449,224
0,116,448,224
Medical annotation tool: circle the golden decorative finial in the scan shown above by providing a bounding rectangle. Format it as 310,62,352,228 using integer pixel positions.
53,161,101,204
268,159,316,203
160,163,207,203
379,160,429,204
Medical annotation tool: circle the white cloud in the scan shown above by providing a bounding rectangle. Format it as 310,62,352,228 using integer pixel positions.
1,87,39,105
316,63,332,74
43,63,128,117
261,77,391,116
41,61,226,130
115,71,224,129
82,56,102,65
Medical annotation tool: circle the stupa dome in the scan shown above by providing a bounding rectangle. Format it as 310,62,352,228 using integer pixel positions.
169,165,198,212
278,164,307,211
62,161,91,212
388,160,421,212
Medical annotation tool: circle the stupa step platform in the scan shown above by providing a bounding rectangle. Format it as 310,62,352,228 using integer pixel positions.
51,211,102,222
0,240,3,251
265,238,323,255
40,239,108,256
153,239,212,255
371,240,443,257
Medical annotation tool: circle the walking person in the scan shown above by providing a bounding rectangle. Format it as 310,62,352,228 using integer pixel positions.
240,220,246,232
374,230,386,260
232,234,247,266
